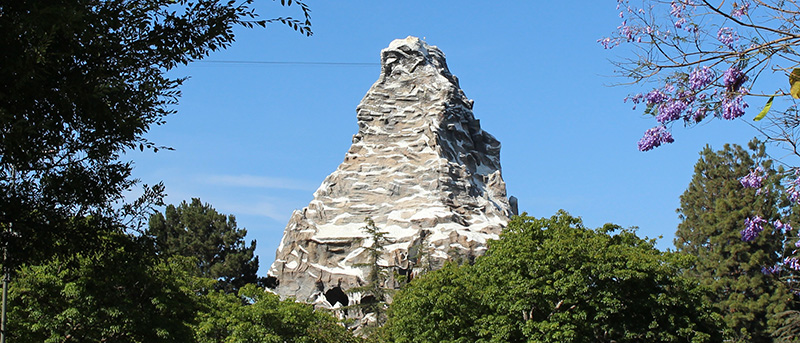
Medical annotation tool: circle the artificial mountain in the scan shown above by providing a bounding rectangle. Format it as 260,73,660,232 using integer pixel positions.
267,36,515,313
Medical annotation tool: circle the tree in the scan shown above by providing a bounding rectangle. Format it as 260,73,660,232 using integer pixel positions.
601,0,800,153
148,198,260,293
345,218,394,335
675,140,796,341
194,284,362,343
382,212,724,343
0,1,312,340
0,0,311,268
380,262,485,343
7,231,200,342
602,3,800,338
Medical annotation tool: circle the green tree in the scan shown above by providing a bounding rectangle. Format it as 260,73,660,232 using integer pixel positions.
346,218,394,335
195,284,362,343
382,212,723,343
0,0,311,268
676,140,794,341
7,230,201,342
381,262,484,343
0,1,311,340
148,198,260,293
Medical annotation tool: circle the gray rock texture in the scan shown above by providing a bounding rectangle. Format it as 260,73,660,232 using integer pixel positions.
267,36,512,309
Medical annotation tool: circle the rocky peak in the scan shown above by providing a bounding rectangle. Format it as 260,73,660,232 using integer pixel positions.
267,36,512,319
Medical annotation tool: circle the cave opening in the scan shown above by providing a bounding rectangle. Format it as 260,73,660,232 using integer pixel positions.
324,286,349,307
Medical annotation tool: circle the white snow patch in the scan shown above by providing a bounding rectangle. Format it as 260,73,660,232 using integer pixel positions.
409,206,451,221
314,222,369,239
310,262,364,278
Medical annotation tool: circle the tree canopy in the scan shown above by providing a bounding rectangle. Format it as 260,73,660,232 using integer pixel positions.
0,0,325,341
147,198,260,293
0,0,311,267
675,140,798,341
382,212,723,343
8,231,200,342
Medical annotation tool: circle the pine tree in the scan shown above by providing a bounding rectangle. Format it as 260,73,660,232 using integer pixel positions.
147,198,260,293
676,139,792,342
346,218,394,334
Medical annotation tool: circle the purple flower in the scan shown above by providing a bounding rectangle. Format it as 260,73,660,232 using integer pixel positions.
645,89,669,105
762,265,781,275
615,20,643,43
731,1,750,18
723,67,748,91
637,125,674,151
721,95,748,120
624,93,644,110
786,257,800,271
656,99,687,123
775,220,794,236
741,216,767,242
689,66,714,90
717,27,739,50
789,172,800,204
792,189,800,204
740,167,765,188
598,37,619,49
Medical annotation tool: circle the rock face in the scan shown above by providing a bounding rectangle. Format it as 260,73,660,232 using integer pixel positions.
267,36,512,309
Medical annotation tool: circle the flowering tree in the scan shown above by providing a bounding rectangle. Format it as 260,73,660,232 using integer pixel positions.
603,1,800,273
601,0,800,151
602,2,800,337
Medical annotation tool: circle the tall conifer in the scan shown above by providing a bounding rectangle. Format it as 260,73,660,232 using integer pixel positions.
676,140,791,342
147,198,260,293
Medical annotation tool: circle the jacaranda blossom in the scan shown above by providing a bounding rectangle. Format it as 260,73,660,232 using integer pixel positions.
721,95,748,120
741,216,767,242
740,167,764,189
688,66,714,90
637,125,674,151
717,27,739,49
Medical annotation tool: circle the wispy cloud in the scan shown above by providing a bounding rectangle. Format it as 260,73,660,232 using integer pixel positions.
198,174,318,191
215,200,294,222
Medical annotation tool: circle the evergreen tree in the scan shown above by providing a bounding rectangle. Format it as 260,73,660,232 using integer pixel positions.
147,198,259,293
675,139,793,341
347,218,393,334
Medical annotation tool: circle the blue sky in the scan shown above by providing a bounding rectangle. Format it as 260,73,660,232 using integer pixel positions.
130,1,761,274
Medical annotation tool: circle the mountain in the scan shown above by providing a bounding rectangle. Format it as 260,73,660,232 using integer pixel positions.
267,36,514,311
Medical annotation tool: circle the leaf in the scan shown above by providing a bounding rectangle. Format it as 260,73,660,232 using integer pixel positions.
754,95,774,121
790,68,800,99
792,82,800,99
790,68,800,86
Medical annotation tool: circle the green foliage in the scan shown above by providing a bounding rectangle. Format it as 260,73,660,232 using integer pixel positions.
7,226,360,343
0,0,318,341
754,95,774,121
347,218,394,334
7,232,199,342
381,262,484,343
147,198,260,293
194,284,361,343
0,0,311,268
382,212,723,343
675,140,793,342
